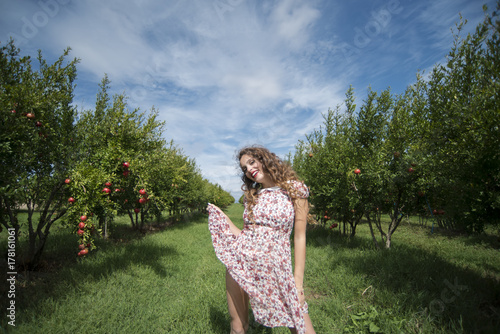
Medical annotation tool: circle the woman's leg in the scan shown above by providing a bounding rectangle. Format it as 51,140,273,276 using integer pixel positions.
289,313,316,334
303,313,316,333
226,270,249,334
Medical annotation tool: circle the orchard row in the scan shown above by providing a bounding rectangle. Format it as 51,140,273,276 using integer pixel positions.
292,8,499,248
0,41,233,268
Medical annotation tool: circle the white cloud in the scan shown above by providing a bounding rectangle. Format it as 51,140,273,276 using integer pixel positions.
1,0,492,199
269,0,321,49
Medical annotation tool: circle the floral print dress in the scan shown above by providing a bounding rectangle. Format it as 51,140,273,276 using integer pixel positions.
208,181,309,334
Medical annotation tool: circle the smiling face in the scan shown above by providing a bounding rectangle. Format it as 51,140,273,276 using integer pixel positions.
239,154,275,188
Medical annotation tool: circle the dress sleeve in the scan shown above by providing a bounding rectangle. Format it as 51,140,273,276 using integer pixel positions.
290,180,309,199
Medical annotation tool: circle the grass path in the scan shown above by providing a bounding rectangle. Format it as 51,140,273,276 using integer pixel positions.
1,204,499,333
3,211,232,333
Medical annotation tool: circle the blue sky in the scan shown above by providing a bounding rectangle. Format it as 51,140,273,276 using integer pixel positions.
0,0,494,200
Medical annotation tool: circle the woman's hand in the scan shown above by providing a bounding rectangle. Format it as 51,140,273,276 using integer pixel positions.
207,203,242,236
207,203,220,211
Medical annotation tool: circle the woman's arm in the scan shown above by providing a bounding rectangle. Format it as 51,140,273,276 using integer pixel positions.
293,198,309,305
227,215,242,236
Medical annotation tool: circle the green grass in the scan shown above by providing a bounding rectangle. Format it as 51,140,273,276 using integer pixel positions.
1,205,499,333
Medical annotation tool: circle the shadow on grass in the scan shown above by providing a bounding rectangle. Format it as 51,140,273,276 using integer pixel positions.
428,226,500,250
111,211,208,239
209,306,229,333
83,240,178,278
0,227,180,331
208,299,282,334
307,225,375,250
249,323,274,333
306,225,500,333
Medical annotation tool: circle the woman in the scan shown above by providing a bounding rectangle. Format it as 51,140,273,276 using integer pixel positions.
208,146,316,334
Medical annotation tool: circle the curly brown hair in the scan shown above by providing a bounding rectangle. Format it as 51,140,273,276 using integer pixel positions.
237,146,305,222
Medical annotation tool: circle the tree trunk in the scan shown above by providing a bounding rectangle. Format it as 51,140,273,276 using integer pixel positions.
386,214,404,249
365,213,380,249
25,180,66,270
128,210,135,228
26,216,50,270
29,234,48,270
385,231,392,248
140,211,145,230
103,217,108,239
0,197,21,257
